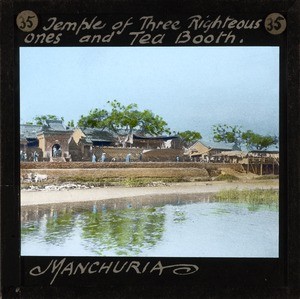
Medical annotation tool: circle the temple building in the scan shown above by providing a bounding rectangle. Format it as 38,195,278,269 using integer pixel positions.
36,120,74,161
20,120,182,162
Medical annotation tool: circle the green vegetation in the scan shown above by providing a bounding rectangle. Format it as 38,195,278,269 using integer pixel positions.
21,175,213,189
255,175,279,180
214,174,239,182
43,176,191,187
78,100,171,137
212,124,278,150
30,102,202,147
33,114,64,125
213,188,278,205
178,130,202,146
212,124,243,149
81,205,166,255
241,130,278,151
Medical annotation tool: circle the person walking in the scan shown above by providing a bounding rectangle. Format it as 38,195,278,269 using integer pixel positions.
33,151,39,162
125,153,131,163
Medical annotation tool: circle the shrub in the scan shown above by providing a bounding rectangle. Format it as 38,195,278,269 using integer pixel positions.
213,188,278,205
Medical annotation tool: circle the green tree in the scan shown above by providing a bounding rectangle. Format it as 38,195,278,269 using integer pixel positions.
67,120,75,128
212,124,278,151
241,130,278,150
78,100,170,136
212,124,242,150
107,100,170,135
77,108,109,129
178,130,202,146
33,115,64,125
138,109,171,136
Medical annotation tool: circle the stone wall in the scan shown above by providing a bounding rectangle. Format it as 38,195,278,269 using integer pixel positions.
79,147,187,162
142,149,188,162
68,138,82,161
91,147,141,162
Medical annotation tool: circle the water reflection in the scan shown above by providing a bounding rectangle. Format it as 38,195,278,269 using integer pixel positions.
21,198,279,257
80,206,165,255
21,202,167,256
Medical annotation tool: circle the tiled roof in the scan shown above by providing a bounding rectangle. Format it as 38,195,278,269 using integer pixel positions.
44,120,67,131
80,128,116,142
20,124,43,139
201,140,234,150
133,133,179,140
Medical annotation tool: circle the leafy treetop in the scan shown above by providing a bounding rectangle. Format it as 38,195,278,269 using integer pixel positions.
212,124,278,151
78,100,171,136
33,115,64,126
178,130,202,146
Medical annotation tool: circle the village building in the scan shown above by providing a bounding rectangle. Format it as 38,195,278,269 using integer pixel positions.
246,148,279,175
20,121,183,162
187,140,234,162
212,150,248,164
20,124,43,161
129,133,180,149
36,120,74,161
20,124,42,150
72,127,117,160
20,120,279,168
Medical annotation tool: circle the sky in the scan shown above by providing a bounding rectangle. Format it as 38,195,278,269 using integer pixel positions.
20,46,279,140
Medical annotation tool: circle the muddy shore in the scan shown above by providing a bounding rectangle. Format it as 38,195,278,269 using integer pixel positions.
21,179,279,207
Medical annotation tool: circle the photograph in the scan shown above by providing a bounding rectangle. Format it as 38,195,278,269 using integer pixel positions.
20,46,280,258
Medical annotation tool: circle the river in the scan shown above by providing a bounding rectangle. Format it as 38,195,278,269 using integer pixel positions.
21,197,278,257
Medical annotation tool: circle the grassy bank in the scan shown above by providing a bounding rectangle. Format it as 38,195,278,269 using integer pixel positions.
213,188,278,205
255,175,279,180
58,176,186,187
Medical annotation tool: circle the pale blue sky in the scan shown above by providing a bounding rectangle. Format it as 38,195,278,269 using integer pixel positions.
20,46,279,139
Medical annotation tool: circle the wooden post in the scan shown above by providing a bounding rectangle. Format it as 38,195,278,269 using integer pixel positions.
260,159,263,176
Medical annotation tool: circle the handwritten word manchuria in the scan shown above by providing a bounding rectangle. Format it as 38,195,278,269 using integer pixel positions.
22,15,262,45
29,258,199,285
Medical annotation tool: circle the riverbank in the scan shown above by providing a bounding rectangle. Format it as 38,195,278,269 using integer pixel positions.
21,179,278,206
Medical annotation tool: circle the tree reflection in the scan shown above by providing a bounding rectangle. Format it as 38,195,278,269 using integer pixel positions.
81,206,166,255
44,208,76,244
21,221,40,239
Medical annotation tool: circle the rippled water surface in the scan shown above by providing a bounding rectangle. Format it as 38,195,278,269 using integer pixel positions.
21,199,278,257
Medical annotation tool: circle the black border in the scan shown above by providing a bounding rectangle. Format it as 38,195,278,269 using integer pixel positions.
1,1,299,298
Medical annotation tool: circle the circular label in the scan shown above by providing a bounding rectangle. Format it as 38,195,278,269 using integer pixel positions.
16,10,38,32
264,13,287,35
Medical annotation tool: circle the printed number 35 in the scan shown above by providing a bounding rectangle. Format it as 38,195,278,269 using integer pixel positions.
18,15,35,30
266,16,285,31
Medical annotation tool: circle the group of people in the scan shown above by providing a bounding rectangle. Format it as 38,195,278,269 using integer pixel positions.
92,153,108,163
92,153,133,163
20,150,39,162
52,147,62,157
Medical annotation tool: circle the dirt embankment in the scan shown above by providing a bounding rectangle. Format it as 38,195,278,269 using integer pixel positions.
21,161,245,171
21,167,209,180
20,162,246,185
20,164,279,206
